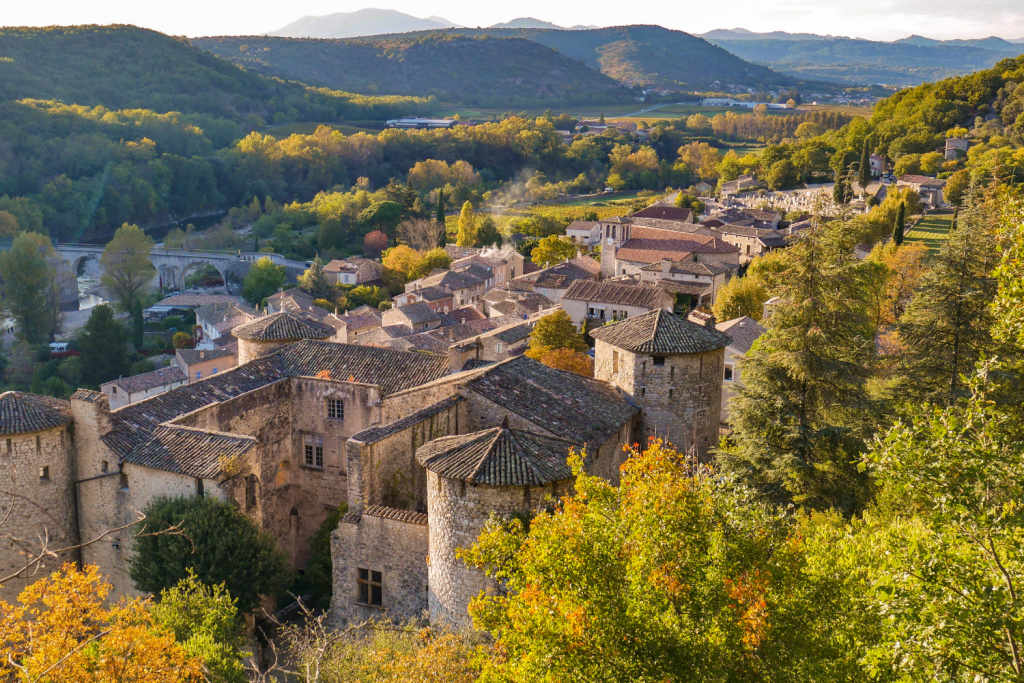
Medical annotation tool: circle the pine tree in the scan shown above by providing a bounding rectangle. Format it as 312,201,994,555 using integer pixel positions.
858,137,871,192
297,255,335,301
599,112,605,124
950,205,958,232
436,190,447,247
79,305,130,387
253,233,259,252
897,186,1001,405
456,201,477,247
132,298,144,349
892,202,905,245
719,220,878,513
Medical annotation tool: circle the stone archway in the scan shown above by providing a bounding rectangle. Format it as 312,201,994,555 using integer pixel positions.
177,261,227,291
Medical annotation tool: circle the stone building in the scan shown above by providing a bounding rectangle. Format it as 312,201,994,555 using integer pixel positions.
234,311,338,363
0,392,79,602
590,308,730,460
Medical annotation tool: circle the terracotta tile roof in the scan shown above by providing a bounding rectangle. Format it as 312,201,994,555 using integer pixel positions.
233,312,335,341
652,279,712,297
363,505,428,525
351,395,465,445
123,425,256,478
631,205,693,222
383,302,440,326
568,255,602,276
277,339,451,396
153,294,237,308
640,259,729,276
464,356,638,447
71,389,105,403
0,392,73,435
324,257,374,273
566,220,598,233
589,309,731,355
449,306,485,323
195,302,257,335
716,316,766,354
444,246,482,260
176,348,236,366
416,420,577,486
562,280,666,308
104,366,187,394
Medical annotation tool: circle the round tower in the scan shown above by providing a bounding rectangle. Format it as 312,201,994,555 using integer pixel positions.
589,308,730,460
416,418,576,627
233,311,336,363
0,392,78,601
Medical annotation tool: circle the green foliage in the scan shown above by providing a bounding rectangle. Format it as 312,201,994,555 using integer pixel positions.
993,197,1024,349
712,275,767,322
242,256,286,306
456,201,477,247
526,310,587,357
100,224,156,312
892,201,905,245
152,572,247,683
346,285,387,310
0,232,60,344
530,235,577,268
78,305,129,387
304,507,346,604
130,495,289,613
475,216,501,248
297,255,335,300
132,299,144,349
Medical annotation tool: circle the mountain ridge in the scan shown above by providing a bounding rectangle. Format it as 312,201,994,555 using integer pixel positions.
268,8,461,39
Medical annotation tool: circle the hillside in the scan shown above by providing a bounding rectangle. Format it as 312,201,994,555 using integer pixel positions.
489,18,597,30
382,25,797,90
268,9,459,39
0,25,435,124
705,33,1024,86
192,33,631,106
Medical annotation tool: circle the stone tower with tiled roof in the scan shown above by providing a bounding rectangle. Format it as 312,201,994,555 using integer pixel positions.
0,392,78,601
234,311,336,363
590,309,730,459
416,418,579,627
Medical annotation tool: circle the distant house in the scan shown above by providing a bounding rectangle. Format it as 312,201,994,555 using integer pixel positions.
386,117,457,129
715,316,766,423
630,205,694,224
324,258,384,286
869,153,886,177
511,257,600,304
720,174,761,196
194,301,256,349
381,302,442,334
694,181,715,195
175,348,237,383
101,366,188,410
566,220,601,246
711,224,789,263
560,280,673,327
897,174,947,208
334,305,383,344
637,257,731,310
144,294,239,321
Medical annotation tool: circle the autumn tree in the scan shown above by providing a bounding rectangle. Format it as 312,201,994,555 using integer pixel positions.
421,247,451,273
866,241,929,325
242,256,286,306
536,348,594,377
297,255,335,300
456,201,477,247
0,564,204,683
398,217,445,252
0,232,62,344
346,285,388,310
462,440,864,682
382,245,425,287
100,223,156,312
530,235,577,268
363,229,388,258
130,495,288,613
359,201,403,246
994,196,1024,349
526,310,587,358
712,275,768,322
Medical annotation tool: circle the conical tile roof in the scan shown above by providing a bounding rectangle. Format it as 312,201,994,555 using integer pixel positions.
233,311,335,342
588,308,731,354
416,418,578,486
0,391,73,435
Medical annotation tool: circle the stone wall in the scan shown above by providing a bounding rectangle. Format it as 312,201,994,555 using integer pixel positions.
329,507,428,627
238,338,291,364
0,425,79,602
345,397,464,512
426,472,569,627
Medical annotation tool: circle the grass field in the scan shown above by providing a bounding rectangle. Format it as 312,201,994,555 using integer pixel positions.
721,145,766,157
796,104,875,119
549,191,652,206
259,122,380,139
906,213,955,253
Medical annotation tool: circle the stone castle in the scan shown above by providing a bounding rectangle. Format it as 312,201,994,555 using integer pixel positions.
0,308,729,627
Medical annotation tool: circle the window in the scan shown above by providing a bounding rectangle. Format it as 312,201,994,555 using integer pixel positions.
101,460,109,473
612,350,619,374
357,568,382,606
495,342,505,354
653,356,665,366
212,367,218,374
304,434,324,468
327,398,344,420
724,365,734,382
39,466,49,482
196,371,202,379
112,386,117,395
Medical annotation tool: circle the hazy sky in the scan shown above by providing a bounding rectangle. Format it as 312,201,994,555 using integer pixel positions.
3,0,1024,41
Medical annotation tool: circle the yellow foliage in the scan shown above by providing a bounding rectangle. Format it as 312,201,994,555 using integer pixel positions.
0,564,203,683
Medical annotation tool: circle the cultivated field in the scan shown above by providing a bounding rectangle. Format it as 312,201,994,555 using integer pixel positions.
906,213,955,253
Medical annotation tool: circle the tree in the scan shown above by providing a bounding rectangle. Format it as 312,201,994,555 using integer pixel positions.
151,572,247,683
858,137,871,192
944,169,970,206
317,217,346,252
475,216,501,248
173,331,193,349
382,245,425,287
420,247,451,274
526,310,587,358
346,285,387,309
530,235,577,268
363,229,389,258
304,507,346,604
297,255,335,300
100,223,156,312
866,241,929,325
461,440,862,682
993,197,1024,349
436,189,447,248
242,256,286,306
132,298,144,349
398,217,445,252
0,210,19,238
0,564,204,683
359,201,403,246
897,186,1001,405
766,159,797,190
537,348,594,377
5,341,35,388
720,220,878,513
598,111,605,124
0,232,61,344
892,201,905,245
712,275,768,322
130,495,289,613
456,201,477,247
79,305,130,387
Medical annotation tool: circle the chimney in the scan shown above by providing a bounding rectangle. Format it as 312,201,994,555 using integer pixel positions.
687,309,716,330
576,247,583,260
200,350,205,360
660,258,672,273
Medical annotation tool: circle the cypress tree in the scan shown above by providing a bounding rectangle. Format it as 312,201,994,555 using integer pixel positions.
858,137,871,192
436,190,447,247
599,112,605,124
253,233,259,252
132,298,144,349
950,205,958,232
892,202,905,245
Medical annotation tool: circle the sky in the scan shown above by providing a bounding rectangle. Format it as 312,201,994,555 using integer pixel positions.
3,0,1024,41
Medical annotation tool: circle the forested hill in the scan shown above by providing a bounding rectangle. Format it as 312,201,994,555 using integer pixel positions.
368,25,797,90
0,25,435,124
192,34,632,107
